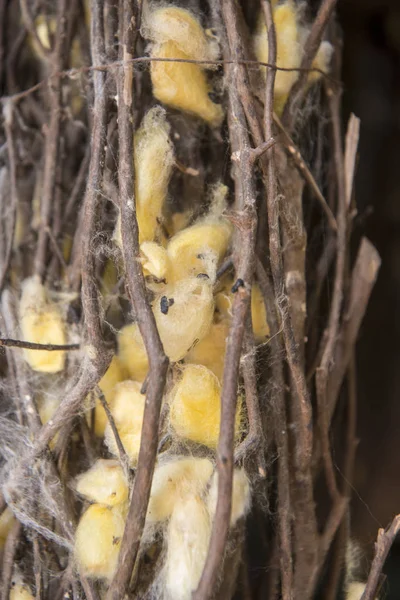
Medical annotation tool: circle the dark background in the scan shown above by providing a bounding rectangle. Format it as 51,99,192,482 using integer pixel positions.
339,0,400,596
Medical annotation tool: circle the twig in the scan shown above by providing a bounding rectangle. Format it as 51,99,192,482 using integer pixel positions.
106,1,169,598
33,535,43,600
1,520,22,600
0,337,80,351
361,515,400,600
344,113,360,208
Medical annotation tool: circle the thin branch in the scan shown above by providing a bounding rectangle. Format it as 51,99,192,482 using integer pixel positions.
344,113,360,208
1,520,22,600
0,337,80,351
361,515,400,600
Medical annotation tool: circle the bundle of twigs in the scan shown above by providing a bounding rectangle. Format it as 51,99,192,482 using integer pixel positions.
0,0,389,599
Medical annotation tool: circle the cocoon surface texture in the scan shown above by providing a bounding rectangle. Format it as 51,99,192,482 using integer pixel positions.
117,323,149,382
75,459,128,507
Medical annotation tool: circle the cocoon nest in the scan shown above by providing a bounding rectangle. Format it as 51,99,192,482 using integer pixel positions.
114,106,174,245
91,355,126,437
146,456,213,523
207,468,251,526
10,581,34,600
153,278,214,362
104,381,145,466
251,283,270,343
184,320,229,381
253,0,332,115
74,459,128,507
169,364,242,448
74,504,125,581
0,507,15,549
163,494,211,600
19,275,67,373
117,323,148,382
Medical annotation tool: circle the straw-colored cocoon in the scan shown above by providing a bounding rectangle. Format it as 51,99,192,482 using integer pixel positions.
19,275,66,373
146,456,213,523
90,355,126,437
346,582,374,600
104,381,145,466
117,323,148,382
184,320,229,381
169,364,241,447
164,494,211,600
10,582,35,600
140,241,169,281
144,6,223,125
0,507,15,549
153,278,214,362
74,504,125,581
74,459,128,507
251,283,270,343
207,468,251,526
253,0,332,115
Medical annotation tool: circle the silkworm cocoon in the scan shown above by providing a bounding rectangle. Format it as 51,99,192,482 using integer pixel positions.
150,41,223,126
104,381,145,466
10,582,34,600
75,459,128,507
117,323,148,382
92,356,126,437
167,219,232,283
146,457,213,523
346,582,376,600
143,6,219,63
184,320,229,381
169,364,241,448
140,241,169,280
207,469,251,526
164,494,211,600
19,276,66,373
308,40,333,85
153,279,214,362
251,283,270,343
74,504,125,581
0,507,15,549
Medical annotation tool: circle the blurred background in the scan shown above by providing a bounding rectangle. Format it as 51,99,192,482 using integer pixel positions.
339,0,400,595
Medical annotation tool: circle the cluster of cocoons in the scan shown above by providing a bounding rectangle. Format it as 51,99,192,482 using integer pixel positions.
73,460,129,581
143,6,223,125
253,0,333,115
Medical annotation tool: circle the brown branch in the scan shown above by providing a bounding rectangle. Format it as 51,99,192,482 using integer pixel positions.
361,516,400,600
344,113,360,208
106,1,169,597
1,519,22,600
0,338,80,351
282,0,338,131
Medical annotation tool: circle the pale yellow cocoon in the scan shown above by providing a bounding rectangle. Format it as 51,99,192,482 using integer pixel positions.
169,364,241,448
140,241,169,280
143,6,219,63
185,320,229,381
75,459,128,507
308,40,333,85
153,279,214,362
10,583,34,600
346,582,375,600
251,283,270,343
207,469,251,526
91,356,126,437
37,393,60,449
167,219,232,283
74,504,125,581
146,456,213,523
164,494,211,600
150,42,223,126
117,323,148,382
0,507,15,549
19,276,66,373
104,381,145,466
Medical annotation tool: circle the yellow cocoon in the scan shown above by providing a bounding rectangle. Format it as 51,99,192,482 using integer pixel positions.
10,582,34,600
91,356,126,437
19,276,66,373
104,381,145,466
74,504,125,581
0,507,15,549
140,241,169,280
346,583,374,600
253,1,332,115
164,494,211,600
167,219,232,283
185,320,229,381
169,364,241,448
75,459,128,507
251,283,270,343
150,41,223,126
153,278,214,362
117,323,148,382
143,6,219,63
207,469,251,526
146,456,213,523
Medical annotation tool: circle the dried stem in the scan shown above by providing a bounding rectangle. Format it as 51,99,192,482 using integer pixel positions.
361,515,400,600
